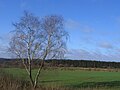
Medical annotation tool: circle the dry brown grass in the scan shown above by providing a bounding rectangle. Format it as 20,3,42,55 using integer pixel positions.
0,70,31,90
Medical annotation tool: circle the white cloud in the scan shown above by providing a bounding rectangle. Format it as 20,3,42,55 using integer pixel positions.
98,42,113,49
81,25,93,33
65,19,80,30
0,35,11,58
0,46,10,58
66,48,120,62
66,49,92,60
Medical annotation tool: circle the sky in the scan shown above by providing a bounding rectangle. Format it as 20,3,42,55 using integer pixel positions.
1,0,120,61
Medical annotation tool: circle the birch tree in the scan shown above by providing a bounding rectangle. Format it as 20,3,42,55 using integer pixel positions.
9,11,68,88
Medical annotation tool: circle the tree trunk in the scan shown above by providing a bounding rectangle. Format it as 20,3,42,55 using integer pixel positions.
34,60,44,88
29,67,34,87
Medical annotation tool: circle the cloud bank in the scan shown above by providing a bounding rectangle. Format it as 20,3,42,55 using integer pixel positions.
66,48,120,62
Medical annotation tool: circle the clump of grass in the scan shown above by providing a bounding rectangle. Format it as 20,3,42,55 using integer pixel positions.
0,69,31,90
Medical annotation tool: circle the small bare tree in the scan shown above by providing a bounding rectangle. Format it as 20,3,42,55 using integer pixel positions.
9,11,68,88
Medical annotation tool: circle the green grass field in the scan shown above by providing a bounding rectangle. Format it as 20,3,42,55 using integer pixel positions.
1,68,120,89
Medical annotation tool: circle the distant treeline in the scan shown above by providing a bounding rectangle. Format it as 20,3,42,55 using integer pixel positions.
46,59,120,68
0,58,120,68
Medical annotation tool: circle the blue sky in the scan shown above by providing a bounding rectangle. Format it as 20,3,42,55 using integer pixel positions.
1,0,120,61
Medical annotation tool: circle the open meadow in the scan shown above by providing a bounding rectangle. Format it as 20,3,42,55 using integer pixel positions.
1,67,120,90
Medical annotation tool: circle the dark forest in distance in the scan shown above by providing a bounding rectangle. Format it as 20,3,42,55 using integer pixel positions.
0,58,120,69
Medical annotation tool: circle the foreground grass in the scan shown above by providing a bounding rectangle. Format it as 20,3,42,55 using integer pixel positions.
1,67,120,90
